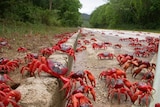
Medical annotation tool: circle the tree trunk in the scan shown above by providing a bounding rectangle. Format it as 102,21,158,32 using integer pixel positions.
49,0,52,10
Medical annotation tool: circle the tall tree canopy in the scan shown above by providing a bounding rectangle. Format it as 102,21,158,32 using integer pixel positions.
90,0,160,29
57,0,82,26
0,0,82,26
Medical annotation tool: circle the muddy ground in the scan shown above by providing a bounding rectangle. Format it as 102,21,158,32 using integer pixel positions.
72,28,158,107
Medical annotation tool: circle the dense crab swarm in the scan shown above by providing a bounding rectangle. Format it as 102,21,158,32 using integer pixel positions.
0,31,79,107
0,28,159,107
0,83,21,107
0,57,22,107
60,70,96,107
77,29,159,107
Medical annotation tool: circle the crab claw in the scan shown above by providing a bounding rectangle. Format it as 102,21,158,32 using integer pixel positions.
84,85,96,101
115,68,126,78
3,90,21,107
59,75,71,90
8,90,21,102
74,92,92,105
127,90,143,104
84,70,96,87
59,75,72,97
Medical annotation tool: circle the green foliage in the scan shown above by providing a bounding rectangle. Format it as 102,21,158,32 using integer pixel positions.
41,10,60,26
57,0,82,27
90,0,160,29
0,0,82,27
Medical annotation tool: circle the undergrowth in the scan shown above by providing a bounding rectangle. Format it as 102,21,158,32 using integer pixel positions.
0,20,78,39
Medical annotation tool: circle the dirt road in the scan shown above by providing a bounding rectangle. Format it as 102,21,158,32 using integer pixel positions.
72,28,159,107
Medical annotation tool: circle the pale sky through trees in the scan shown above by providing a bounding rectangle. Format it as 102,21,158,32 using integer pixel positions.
79,0,107,14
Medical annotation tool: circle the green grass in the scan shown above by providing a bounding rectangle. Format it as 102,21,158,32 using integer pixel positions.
0,20,78,39
105,24,160,33
1,20,159,39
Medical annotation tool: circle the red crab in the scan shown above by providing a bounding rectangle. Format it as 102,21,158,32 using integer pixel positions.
141,71,154,84
0,58,9,65
17,47,28,53
129,59,144,71
24,53,39,63
129,42,142,47
99,68,126,80
0,90,21,107
99,68,127,87
97,52,115,60
20,56,68,78
134,82,155,94
76,45,86,52
107,78,131,103
132,62,155,78
90,38,97,41
107,77,135,91
116,54,133,66
92,43,107,50
0,74,13,83
104,42,112,46
127,90,143,105
56,37,69,45
108,87,129,103
72,85,96,101
59,75,85,97
66,92,93,107
0,59,20,73
68,70,96,87
83,40,90,45
53,43,71,52
114,44,122,48
127,82,155,107
53,44,76,60
134,50,150,57
121,59,139,71
40,47,54,57
77,40,81,45
0,83,21,107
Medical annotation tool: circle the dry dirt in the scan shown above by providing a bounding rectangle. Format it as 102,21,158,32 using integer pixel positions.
72,29,157,107
0,32,64,89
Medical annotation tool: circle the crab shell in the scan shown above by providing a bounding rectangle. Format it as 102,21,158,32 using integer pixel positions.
60,44,72,51
47,59,68,75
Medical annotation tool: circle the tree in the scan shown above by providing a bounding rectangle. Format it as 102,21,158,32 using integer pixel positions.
57,0,82,26
90,0,160,29
0,0,83,27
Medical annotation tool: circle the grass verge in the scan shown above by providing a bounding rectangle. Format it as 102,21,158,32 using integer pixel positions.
0,21,78,38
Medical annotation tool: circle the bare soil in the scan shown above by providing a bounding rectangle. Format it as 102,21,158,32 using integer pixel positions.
0,32,66,89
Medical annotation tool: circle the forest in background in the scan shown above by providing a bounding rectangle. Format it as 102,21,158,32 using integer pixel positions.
90,0,160,30
0,0,82,27
0,0,160,31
